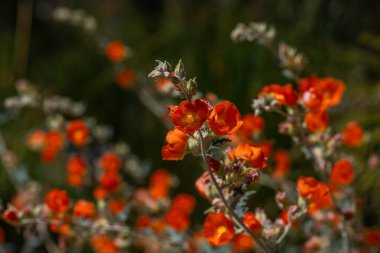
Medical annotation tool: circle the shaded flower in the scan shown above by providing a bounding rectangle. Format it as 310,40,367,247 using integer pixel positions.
259,84,298,106
229,143,267,169
162,129,188,160
238,114,265,139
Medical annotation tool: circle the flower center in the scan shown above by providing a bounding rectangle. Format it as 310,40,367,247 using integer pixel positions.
216,226,228,235
182,113,197,126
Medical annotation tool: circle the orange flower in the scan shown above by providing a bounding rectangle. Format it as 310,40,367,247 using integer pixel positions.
238,114,265,139
307,183,333,213
330,159,354,186
208,101,243,135
93,187,108,200
67,173,84,187
155,78,172,93
66,156,86,187
242,211,262,232
45,131,64,151
304,111,329,132
297,176,321,198
168,99,209,134
41,130,64,163
273,150,291,178
229,143,267,169
67,119,89,146
108,199,126,215
259,141,273,158
310,77,345,108
195,172,211,199
26,130,46,150
45,189,70,214
203,212,235,246
41,148,58,163
165,208,190,232
259,84,298,106
105,40,127,62
135,215,151,230
2,209,19,225
73,200,95,219
232,234,254,252
67,156,86,174
297,177,333,212
364,229,380,246
91,235,118,253
100,152,121,173
299,76,345,113
342,122,363,147
99,173,121,192
116,68,136,88
170,194,196,214
149,169,170,199
162,129,188,161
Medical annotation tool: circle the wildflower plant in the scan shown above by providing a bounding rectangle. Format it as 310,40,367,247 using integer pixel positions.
0,12,379,253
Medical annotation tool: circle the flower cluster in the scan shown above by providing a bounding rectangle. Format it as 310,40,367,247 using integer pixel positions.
0,81,199,253
0,16,379,253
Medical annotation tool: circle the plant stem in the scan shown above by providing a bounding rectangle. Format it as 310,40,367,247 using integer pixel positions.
197,130,274,253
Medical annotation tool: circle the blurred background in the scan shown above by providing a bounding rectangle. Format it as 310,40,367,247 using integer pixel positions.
0,0,380,248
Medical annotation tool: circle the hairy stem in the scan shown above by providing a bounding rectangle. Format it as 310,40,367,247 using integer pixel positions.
197,130,274,253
